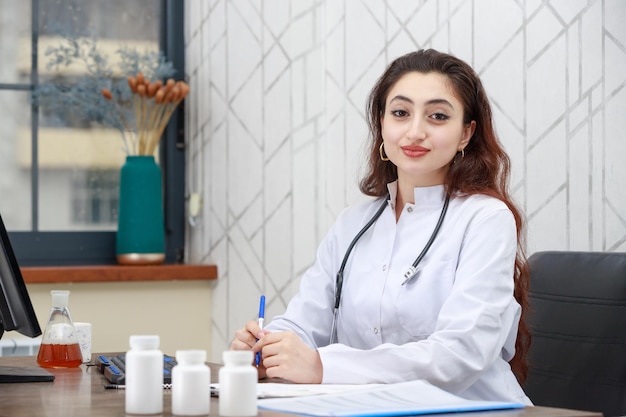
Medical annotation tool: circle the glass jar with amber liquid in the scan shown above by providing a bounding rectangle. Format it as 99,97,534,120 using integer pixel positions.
36,290,82,368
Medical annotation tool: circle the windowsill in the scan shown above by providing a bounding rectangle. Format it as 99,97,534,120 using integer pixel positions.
21,264,218,284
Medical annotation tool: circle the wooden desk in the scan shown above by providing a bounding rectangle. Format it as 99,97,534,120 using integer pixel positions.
0,355,602,417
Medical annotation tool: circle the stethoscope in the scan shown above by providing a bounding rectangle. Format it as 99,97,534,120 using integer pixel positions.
329,193,451,344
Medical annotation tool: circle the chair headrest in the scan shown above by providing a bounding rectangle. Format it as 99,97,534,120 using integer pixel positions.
528,251,626,300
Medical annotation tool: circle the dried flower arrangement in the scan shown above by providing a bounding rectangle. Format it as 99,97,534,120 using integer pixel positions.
33,34,187,156
102,74,189,156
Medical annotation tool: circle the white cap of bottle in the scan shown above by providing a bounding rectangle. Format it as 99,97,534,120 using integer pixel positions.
129,335,160,350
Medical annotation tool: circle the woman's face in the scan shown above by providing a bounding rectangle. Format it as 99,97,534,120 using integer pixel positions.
381,71,475,187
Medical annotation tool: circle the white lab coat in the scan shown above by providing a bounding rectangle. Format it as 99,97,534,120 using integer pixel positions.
265,183,532,405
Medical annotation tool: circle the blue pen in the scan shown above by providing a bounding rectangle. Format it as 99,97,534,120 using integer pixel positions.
255,295,266,366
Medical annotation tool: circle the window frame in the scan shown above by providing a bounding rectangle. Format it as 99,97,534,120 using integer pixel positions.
4,0,185,266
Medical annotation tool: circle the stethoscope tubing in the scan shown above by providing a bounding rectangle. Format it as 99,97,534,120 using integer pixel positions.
333,195,389,310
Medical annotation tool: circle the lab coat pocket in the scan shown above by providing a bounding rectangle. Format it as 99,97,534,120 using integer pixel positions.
396,259,455,337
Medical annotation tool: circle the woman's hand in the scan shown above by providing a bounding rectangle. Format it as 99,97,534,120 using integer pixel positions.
254,331,323,383
230,320,265,350
230,320,270,378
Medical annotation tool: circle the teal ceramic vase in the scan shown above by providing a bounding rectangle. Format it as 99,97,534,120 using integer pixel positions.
116,155,165,265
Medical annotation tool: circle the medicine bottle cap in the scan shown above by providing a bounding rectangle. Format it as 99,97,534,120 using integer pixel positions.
176,349,206,365
50,290,70,308
222,350,253,366
129,335,160,350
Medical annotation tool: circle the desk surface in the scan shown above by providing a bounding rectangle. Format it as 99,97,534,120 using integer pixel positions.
0,355,602,417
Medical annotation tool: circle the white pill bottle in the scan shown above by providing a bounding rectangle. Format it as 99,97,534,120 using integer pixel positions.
172,350,211,416
125,335,163,415
219,350,257,416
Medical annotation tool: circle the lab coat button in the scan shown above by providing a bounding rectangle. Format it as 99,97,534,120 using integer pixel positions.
373,328,379,334
407,206,413,213
382,264,387,271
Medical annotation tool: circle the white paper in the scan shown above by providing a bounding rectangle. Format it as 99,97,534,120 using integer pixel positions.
257,383,382,398
256,380,525,417
210,382,379,399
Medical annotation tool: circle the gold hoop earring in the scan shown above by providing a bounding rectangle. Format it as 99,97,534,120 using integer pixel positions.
379,143,390,161
453,148,464,165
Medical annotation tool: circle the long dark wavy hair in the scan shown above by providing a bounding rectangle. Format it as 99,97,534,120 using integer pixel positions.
359,49,530,384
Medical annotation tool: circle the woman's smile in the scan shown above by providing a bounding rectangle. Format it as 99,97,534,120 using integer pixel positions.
401,145,430,157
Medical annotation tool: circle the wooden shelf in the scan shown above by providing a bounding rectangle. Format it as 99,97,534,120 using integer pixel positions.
21,264,218,284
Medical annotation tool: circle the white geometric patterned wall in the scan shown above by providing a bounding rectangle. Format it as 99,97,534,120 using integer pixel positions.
184,0,626,362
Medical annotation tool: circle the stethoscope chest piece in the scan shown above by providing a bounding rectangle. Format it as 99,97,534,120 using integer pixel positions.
401,266,420,285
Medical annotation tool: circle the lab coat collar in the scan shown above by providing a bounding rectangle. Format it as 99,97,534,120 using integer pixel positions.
386,181,446,210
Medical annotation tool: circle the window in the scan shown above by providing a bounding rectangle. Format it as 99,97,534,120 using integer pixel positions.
71,170,119,227
0,0,185,266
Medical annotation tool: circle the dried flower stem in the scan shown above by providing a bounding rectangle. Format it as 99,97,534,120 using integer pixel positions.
101,88,135,155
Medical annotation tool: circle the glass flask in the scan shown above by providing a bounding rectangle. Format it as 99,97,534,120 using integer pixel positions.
36,290,83,368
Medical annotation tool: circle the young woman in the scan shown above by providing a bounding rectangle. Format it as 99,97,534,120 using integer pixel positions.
231,49,531,405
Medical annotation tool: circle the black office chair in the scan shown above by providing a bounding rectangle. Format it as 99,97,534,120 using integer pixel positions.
523,251,626,416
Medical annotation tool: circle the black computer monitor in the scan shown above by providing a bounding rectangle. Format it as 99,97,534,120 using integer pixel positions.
0,213,54,382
